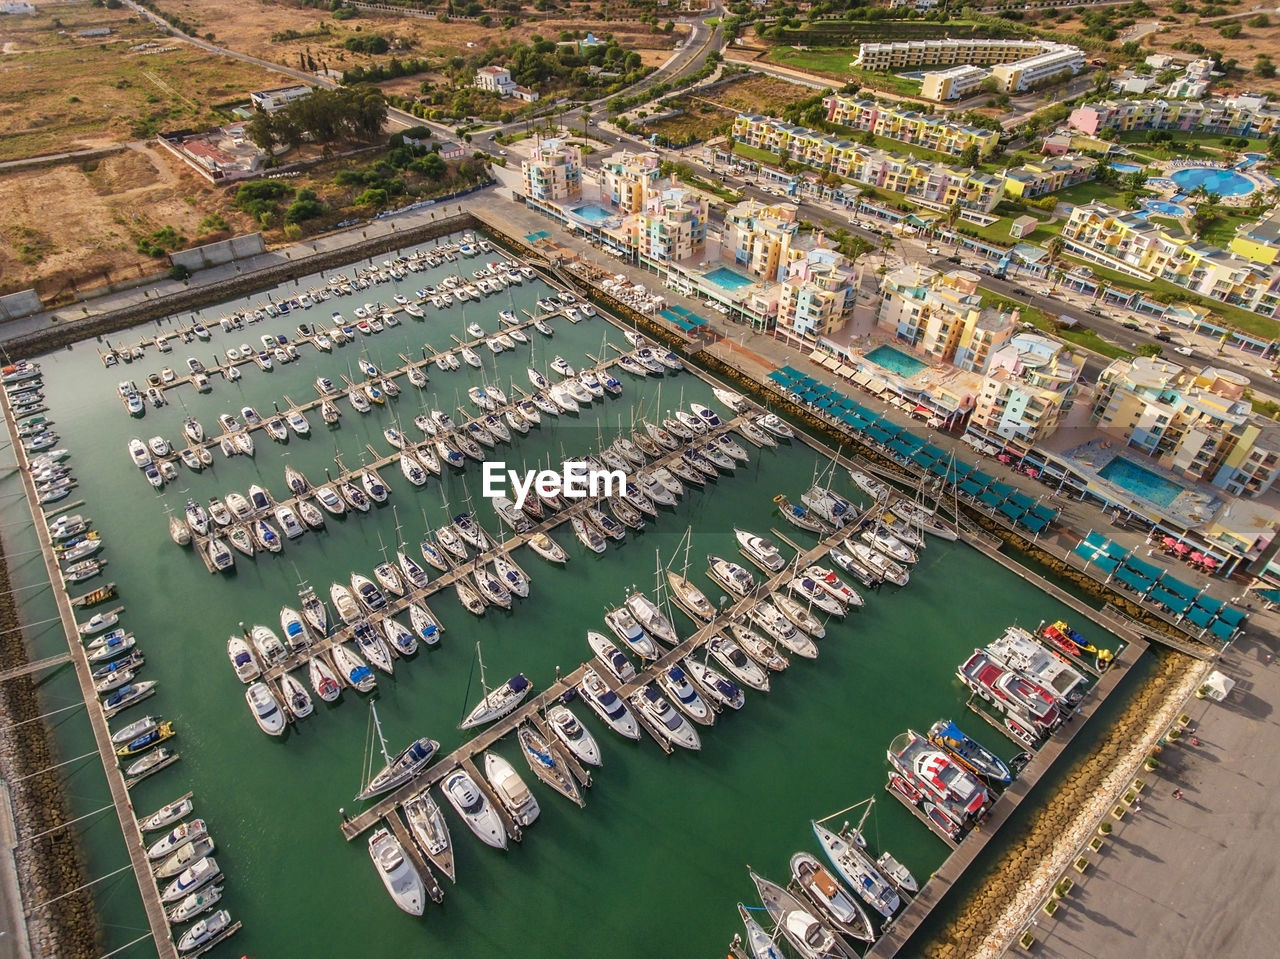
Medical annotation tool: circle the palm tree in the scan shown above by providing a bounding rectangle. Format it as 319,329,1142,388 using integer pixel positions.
1045,235,1065,291
580,103,591,141
946,200,962,233
880,232,894,270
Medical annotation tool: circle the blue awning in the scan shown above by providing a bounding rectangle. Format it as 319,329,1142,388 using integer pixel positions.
1007,491,1035,512
998,501,1026,522
968,470,995,489
1030,504,1056,523
930,459,956,478
1208,618,1235,640
1149,584,1192,615
1216,606,1246,628
1160,577,1201,603
988,481,1015,500
1123,555,1164,582
1114,567,1153,594
888,438,917,459
919,443,947,462
977,489,1002,508
1185,605,1214,628
1018,513,1049,534
959,479,984,497
896,432,926,451
910,446,939,466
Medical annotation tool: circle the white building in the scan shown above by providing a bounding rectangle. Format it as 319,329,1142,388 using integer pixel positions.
249,85,312,113
475,66,517,97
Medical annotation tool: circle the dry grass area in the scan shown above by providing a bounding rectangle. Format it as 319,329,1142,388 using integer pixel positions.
703,73,819,114
0,3,285,160
0,145,252,297
154,0,683,73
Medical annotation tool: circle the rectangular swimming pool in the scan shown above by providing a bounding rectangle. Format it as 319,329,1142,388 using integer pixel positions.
865,345,926,378
1098,455,1185,508
703,266,755,291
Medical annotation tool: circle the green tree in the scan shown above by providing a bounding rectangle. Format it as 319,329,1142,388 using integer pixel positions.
959,144,980,168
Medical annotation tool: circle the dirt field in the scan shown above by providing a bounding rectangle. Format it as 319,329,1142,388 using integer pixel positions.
0,145,251,298
703,73,819,114
0,4,286,160
152,0,684,73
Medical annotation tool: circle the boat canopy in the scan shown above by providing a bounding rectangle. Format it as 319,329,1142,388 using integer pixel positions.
507,675,530,693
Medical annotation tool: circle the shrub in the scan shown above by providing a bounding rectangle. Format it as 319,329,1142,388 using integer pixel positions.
354,187,388,207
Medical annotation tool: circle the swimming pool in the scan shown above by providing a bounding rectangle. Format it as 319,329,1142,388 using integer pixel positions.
1169,167,1255,197
568,204,616,224
1238,152,1266,168
703,266,755,291
865,345,927,378
1110,162,1144,174
1142,199,1186,217
1098,455,1185,508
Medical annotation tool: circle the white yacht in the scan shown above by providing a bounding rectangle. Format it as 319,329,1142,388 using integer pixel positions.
483,752,540,826
441,769,507,849
367,827,426,916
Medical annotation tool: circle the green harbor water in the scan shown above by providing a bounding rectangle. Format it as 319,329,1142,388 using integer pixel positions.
4,232,1120,958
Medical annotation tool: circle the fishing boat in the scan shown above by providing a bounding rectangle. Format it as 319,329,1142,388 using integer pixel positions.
245,682,286,736
161,857,220,903
750,870,852,959
176,909,232,953
308,656,342,703
791,852,877,944
774,494,831,534
887,730,990,824
927,719,1011,784
441,769,506,849
629,685,701,750
588,632,636,683
332,643,376,693
811,821,900,919
577,667,640,740
404,791,455,882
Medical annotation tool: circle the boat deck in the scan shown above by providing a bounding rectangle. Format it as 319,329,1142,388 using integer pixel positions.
383,808,444,904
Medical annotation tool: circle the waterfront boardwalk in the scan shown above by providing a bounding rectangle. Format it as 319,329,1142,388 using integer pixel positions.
1,394,180,959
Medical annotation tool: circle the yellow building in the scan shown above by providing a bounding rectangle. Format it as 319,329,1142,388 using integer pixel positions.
1001,155,1096,199
821,95,999,156
600,150,662,214
520,137,582,203
1228,209,1280,266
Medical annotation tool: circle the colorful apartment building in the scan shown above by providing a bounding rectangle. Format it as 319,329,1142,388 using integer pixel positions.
732,115,1006,212
1228,209,1280,266
1091,357,1280,496
605,187,708,266
969,334,1082,445
600,150,663,214
1060,202,1280,319
877,265,1019,370
821,96,1000,156
723,199,799,282
1000,155,1096,199
920,65,989,102
776,247,857,338
521,137,582,203
1068,94,1280,137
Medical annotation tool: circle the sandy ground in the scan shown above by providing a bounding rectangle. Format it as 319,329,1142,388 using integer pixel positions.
0,146,251,297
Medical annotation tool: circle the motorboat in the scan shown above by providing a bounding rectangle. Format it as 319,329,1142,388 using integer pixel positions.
78,611,119,636
139,797,193,833
629,685,701,750
226,637,259,683
848,469,890,502
751,869,852,959
148,819,209,861
127,438,152,469
735,528,786,573
985,625,1087,706
350,573,387,613
757,413,796,440
316,486,346,516
746,600,817,656
686,660,747,711
441,769,507,849
788,576,847,618
603,606,658,660
791,851,876,944
111,714,162,746
588,631,636,683
707,554,756,598
957,651,1061,737
708,635,770,692
656,665,712,724
120,741,168,773
811,821,900,920
577,667,640,740
154,835,216,880
176,909,232,953
368,827,426,916
887,730,990,824
459,674,531,729
850,543,909,587
404,791,454,882
245,682,286,736
274,505,305,540
161,856,220,903
484,752,540,826
545,704,601,766
208,498,232,526
165,885,222,925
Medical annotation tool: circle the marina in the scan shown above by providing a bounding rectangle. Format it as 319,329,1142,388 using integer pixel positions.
0,226,1154,959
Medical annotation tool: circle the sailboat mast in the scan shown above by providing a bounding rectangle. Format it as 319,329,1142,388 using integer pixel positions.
370,702,392,764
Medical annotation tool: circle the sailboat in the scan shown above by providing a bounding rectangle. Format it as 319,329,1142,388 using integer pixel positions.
356,703,439,801
459,643,531,729
404,790,455,883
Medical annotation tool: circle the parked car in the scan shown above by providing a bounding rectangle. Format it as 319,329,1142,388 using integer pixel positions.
1122,321,1142,330
925,246,941,255
1154,332,1173,342
1173,346,1195,356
